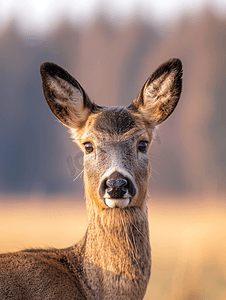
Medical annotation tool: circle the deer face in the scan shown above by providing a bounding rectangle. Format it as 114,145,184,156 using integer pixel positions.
40,59,182,211
73,107,153,211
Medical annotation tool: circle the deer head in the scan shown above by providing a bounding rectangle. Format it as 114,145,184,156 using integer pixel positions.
40,59,182,214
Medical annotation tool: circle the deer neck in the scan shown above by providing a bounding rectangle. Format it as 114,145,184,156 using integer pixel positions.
80,195,151,298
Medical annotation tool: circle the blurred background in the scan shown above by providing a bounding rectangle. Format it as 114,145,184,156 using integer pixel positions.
0,0,226,299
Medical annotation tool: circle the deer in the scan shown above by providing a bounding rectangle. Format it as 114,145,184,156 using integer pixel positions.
0,58,182,299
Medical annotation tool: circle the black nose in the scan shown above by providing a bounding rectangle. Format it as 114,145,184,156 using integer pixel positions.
106,178,127,189
106,178,128,198
99,171,136,199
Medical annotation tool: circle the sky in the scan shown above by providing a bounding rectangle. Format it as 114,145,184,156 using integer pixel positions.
0,0,226,34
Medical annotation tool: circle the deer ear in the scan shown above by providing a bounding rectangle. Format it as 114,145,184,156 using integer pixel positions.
40,62,95,129
130,58,182,126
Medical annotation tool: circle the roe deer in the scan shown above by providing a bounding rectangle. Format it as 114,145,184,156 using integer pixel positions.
0,58,182,299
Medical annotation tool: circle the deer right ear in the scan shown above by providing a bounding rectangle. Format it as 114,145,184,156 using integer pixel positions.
130,58,183,126
40,62,95,129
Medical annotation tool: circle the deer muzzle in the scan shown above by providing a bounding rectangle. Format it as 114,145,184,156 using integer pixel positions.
99,171,136,208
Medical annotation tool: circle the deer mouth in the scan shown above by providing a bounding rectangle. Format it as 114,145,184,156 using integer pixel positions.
104,197,131,208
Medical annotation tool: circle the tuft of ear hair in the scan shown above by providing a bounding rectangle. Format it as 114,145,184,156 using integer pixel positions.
130,58,183,126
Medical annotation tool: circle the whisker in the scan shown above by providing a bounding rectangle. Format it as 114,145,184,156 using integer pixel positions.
73,170,84,182
148,156,160,164
151,168,160,176
150,173,155,182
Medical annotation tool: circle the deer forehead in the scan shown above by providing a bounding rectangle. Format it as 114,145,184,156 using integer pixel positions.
73,107,153,144
93,107,136,135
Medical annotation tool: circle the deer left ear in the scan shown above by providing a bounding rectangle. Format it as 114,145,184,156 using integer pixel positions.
130,58,183,126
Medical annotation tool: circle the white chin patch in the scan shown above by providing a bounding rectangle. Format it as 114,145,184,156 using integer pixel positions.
105,198,130,208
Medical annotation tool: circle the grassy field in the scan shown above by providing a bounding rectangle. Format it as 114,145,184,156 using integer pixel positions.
0,194,226,300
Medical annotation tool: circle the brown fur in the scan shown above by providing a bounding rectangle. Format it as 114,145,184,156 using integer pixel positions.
0,58,182,299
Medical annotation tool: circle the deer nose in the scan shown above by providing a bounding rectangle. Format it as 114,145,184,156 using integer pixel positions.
99,171,136,199
106,179,128,198
106,178,127,189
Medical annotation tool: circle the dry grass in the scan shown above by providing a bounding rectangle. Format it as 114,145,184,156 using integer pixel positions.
0,193,226,299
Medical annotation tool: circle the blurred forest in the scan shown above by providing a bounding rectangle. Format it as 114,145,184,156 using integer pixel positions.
0,10,225,198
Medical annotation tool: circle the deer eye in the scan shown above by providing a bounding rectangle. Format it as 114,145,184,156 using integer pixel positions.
138,141,148,153
84,142,93,154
